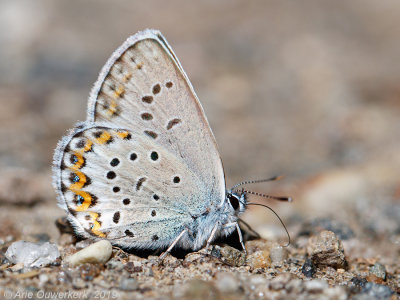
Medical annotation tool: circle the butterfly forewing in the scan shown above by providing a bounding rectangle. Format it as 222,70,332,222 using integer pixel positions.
87,30,225,206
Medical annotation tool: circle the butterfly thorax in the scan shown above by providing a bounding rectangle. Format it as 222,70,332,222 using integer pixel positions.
181,191,246,250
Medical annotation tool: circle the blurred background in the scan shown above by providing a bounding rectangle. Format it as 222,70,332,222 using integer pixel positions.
0,0,399,256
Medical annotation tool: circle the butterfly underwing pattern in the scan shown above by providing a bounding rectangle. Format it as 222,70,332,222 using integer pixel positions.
53,29,248,255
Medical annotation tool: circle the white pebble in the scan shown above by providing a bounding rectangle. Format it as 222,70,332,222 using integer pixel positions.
270,245,288,264
5,241,60,268
39,274,49,286
66,240,112,266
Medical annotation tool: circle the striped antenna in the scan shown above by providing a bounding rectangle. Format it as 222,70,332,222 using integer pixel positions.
230,175,284,190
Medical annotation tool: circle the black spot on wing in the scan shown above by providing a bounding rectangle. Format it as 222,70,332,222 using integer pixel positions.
141,113,153,121
136,177,146,191
167,118,181,130
125,229,134,237
142,96,153,104
144,131,158,139
152,84,161,95
113,211,120,224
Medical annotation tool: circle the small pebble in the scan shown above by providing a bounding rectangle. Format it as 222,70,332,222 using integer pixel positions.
302,258,316,278
247,250,270,269
360,282,394,299
269,273,291,290
307,230,347,269
119,277,138,291
184,251,205,264
162,253,180,267
369,262,386,280
78,263,103,281
218,245,246,266
66,240,112,266
72,277,87,289
179,279,219,300
269,244,288,265
133,260,142,268
10,262,25,272
57,270,73,285
285,279,303,294
349,276,368,293
248,275,268,290
323,286,347,300
106,259,124,271
143,266,154,277
304,279,328,293
215,272,239,293
5,241,60,268
39,274,49,285
0,251,7,265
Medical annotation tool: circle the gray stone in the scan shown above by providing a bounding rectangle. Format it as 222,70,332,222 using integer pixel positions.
360,282,394,299
106,259,124,270
217,245,246,267
369,263,386,280
307,230,347,269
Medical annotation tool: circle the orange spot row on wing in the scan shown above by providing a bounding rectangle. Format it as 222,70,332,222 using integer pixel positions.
70,151,85,170
69,170,87,190
95,131,112,144
72,190,93,211
88,212,106,238
113,85,125,98
116,130,130,139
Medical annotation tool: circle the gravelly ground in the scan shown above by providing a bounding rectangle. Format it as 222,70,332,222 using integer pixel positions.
0,1,399,299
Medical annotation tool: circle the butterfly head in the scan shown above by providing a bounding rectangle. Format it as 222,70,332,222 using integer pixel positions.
225,190,247,215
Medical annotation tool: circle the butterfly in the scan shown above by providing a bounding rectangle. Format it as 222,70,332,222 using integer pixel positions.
53,29,289,258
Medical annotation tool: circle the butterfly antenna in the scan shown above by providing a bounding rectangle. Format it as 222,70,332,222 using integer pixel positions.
231,175,285,190
239,189,292,202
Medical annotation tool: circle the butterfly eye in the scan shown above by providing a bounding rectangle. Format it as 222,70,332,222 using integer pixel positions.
228,194,240,210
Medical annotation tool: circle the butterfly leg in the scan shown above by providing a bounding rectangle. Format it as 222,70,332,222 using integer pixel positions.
205,221,221,251
159,228,188,261
223,222,247,254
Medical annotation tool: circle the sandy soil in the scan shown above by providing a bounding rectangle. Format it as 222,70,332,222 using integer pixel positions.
0,1,399,299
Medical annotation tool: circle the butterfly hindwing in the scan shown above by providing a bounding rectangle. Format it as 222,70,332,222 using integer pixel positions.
54,123,207,248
